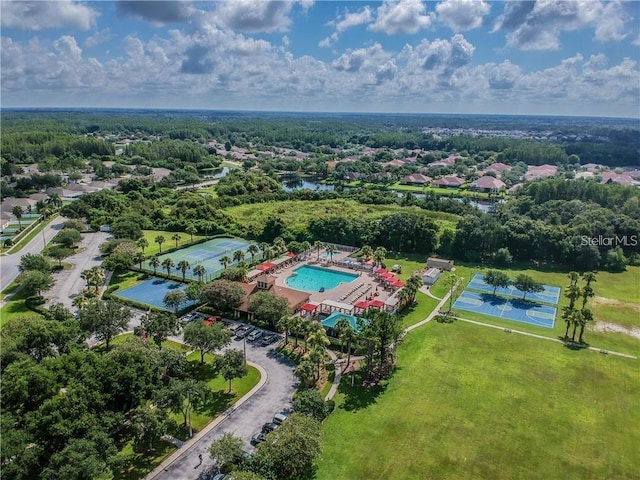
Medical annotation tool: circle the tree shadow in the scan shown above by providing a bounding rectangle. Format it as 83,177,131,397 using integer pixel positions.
200,389,236,416
188,360,220,381
557,337,591,351
338,368,399,412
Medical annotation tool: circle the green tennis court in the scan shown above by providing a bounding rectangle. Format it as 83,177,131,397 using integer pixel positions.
144,237,256,282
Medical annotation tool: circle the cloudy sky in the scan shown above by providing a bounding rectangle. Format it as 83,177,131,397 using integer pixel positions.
2,0,639,117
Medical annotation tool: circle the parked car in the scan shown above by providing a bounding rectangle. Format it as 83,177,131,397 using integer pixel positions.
247,329,263,342
225,321,242,332
212,474,226,480
250,431,267,446
260,333,279,346
262,421,279,433
235,326,253,339
273,411,288,425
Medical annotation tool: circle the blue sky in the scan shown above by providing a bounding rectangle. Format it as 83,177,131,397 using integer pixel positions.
2,0,639,117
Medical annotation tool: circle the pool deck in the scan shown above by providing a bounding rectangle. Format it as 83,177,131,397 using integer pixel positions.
271,250,396,309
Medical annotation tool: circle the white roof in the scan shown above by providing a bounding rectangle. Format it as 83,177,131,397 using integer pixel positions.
271,256,290,266
246,269,263,279
322,299,354,312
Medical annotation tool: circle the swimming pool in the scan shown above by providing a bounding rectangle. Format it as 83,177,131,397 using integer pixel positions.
286,265,358,292
321,312,366,332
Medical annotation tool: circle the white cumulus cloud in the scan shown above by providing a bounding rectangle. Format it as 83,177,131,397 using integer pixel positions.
1,0,99,31
319,6,373,47
214,0,294,33
436,0,490,32
370,0,434,35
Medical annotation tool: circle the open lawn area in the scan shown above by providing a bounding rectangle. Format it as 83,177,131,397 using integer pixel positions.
427,263,640,356
316,320,640,480
224,199,460,236
111,339,260,480
0,285,38,328
141,229,206,257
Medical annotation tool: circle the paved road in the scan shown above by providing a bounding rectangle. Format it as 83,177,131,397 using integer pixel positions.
46,230,112,310
148,330,298,480
0,216,66,292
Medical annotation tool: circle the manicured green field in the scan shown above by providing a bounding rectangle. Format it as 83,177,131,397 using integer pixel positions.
141,229,206,257
426,264,640,356
224,199,460,235
316,321,640,480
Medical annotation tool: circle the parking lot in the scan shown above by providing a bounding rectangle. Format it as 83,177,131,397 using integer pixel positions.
149,318,298,480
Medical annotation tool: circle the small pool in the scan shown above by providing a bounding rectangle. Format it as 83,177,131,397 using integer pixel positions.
113,278,195,310
286,265,358,293
321,312,366,332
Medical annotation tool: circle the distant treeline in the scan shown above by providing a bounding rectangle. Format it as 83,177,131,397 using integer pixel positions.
1,111,638,167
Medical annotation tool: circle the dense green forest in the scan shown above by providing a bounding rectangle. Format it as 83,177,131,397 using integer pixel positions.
2,110,638,166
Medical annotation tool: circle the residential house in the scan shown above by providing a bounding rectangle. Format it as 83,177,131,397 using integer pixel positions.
469,176,506,193
432,176,465,188
524,164,557,181
600,172,637,186
400,174,432,186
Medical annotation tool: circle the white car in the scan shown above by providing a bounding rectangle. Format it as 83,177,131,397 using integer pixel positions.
247,329,263,342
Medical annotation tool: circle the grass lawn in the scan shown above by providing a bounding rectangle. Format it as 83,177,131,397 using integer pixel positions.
316,320,640,480
111,342,260,480
0,286,41,328
107,270,149,291
426,263,640,356
224,199,460,236
141,229,207,257
398,291,440,328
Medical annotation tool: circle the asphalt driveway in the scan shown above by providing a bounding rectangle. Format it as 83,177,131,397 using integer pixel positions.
148,329,298,480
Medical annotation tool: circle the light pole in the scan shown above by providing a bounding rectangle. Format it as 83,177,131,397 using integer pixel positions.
243,336,247,365
42,229,47,249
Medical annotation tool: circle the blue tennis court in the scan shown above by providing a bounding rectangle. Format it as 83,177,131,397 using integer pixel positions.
467,274,560,305
453,290,556,328
113,278,196,310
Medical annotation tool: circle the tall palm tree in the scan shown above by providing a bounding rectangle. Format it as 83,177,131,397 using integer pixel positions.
149,255,160,275
561,306,575,339
326,244,337,261
445,273,459,312
306,321,329,351
46,193,62,208
135,252,146,269
259,242,269,260
161,258,175,277
290,315,304,348
247,244,259,265
177,259,190,281
396,287,412,309
405,275,423,303
273,237,287,255
193,264,206,283
373,246,387,265
155,235,165,254
581,285,595,310
219,255,231,269
578,308,594,343
570,308,584,342
12,206,23,228
232,250,245,264
81,266,105,294
185,224,197,242
301,241,311,258
564,284,581,310
567,271,580,287
171,233,181,249
360,245,373,261
278,314,297,345
137,238,149,254
308,346,325,381
314,241,323,260
582,271,597,287
334,318,352,355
